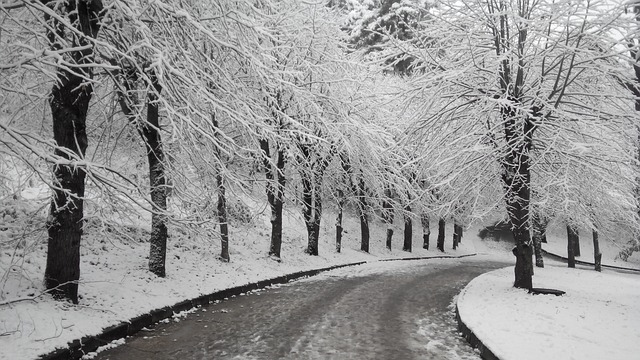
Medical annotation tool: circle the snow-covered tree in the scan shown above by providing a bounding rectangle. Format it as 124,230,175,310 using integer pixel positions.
403,0,639,288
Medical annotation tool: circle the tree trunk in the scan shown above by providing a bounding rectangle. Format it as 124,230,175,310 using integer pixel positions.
144,72,168,278
593,229,602,272
500,100,535,290
44,0,103,303
532,229,544,268
421,213,430,250
217,173,230,262
531,213,547,268
452,222,461,250
260,139,285,259
458,224,463,243
303,183,322,256
115,69,168,276
212,115,229,262
357,178,369,253
336,190,344,253
403,205,412,252
299,145,333,256
382,191,394,251
437,218,445,252
300,171,317,255
567,224,577,268
574,229,581,257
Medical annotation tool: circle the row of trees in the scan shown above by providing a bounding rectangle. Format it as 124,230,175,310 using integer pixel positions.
2,0,640,304
0,0,462,304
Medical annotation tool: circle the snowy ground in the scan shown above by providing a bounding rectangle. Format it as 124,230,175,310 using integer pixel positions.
0,188,477,360
457,262,640,360
3,182,640,360
459,223,640,360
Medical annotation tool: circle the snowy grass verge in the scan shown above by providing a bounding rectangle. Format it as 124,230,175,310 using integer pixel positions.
1,201,477,360
457,265,640,360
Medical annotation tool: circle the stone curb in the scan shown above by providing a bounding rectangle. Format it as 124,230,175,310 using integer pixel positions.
38,253,477,360
455,304,500,360
541,249,640,273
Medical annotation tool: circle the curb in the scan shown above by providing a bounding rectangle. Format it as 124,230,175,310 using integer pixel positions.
456,304,500,360
541,249,640,273
38,253,478,360
39,261,367,360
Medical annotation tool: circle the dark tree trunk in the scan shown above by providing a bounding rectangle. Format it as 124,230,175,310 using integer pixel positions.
437,218,445,252
453,222,461,250
574,230,581,257
500,100,536,290
298,145,333,256
217,173,230,262
357,178,369,253
302,180,322,256
458,224,463,243
212,115,229,262
421,213,430,250
531,213,548,268
593,229,602,272
115,69,168,276
336,190,344,253
567,224,577,268
144,72,168,278
403,205,412,252
44,0,103,303
260,139,285,259
532,230,544,268
382,190,394,251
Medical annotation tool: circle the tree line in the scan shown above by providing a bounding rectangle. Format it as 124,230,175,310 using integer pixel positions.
1,0,640,304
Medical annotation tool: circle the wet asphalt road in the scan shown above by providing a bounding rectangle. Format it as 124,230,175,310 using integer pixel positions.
95,258,508,360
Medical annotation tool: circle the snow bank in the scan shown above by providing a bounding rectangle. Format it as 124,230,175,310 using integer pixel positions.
457,265,640,360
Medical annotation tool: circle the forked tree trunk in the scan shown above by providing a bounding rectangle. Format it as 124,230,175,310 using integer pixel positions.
593,229,602,272
421,213,430,249
44,0,103,303
212,115,229,262
437,218,445,252
403,205,412,252
260,139,285,259
567,224,577,268
299,146,333,256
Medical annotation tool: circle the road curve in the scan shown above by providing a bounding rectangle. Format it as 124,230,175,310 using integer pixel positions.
95,258,508,360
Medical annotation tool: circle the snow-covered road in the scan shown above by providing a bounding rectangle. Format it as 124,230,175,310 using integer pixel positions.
92,258,508,360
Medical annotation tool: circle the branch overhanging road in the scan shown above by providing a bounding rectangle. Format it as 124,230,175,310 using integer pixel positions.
95,258,509,360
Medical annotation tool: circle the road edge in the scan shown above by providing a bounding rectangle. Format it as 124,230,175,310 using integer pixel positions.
455,304,500,360
455,268,502,360
39,253,476,360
